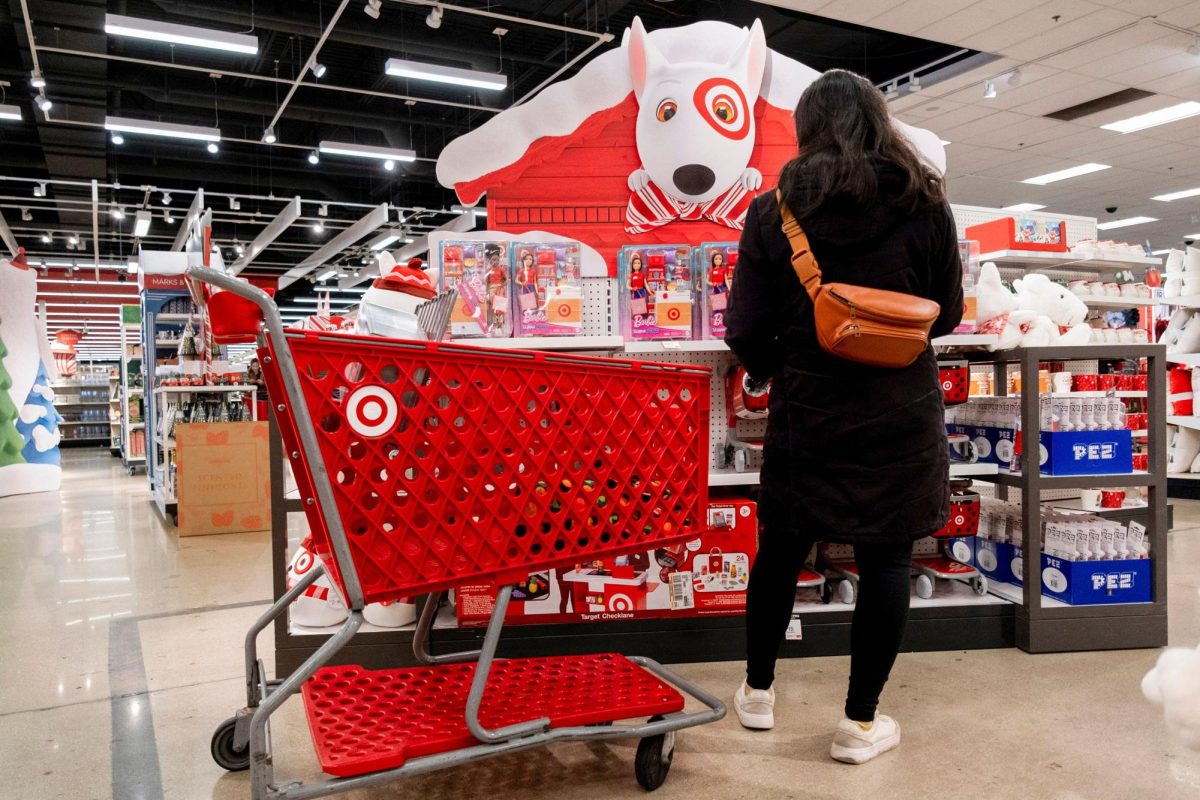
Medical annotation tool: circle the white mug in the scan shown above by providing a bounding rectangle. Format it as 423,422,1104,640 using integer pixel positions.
1052,372,1074,393
1080,489,1103,511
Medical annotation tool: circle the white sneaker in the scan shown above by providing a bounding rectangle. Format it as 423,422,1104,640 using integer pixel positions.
830,714,901,764
733,680,775,730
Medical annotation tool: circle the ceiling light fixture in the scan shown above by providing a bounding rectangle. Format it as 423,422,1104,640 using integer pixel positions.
312,62,327,79
318,203,329,216
68,234,79,246
262,126,277,144
1007,68,1023,87
0,104,22,122
1095,216,1158,231
312,221,325,233
426,5,443,29
164,210,175,224
33,182,46,197
30,70,45,89
385,57,506,91
111,206,126,220
206,142,219,154
369,231,401,251
308,150,320,165
315,269,337,282
383,159,395,172
133,209,151,237
103,13,258,55
318,141,416,163
41,233,51,244
364,0,383,20
884,82,899,101
1002,203,1047,212
110,132,124,145
1151,249,1173,256
1022,163,1110,185
105,116,220,142
1101,101,1200,134
909,75,921,92
983,81,997,100
234,241,245,256
229,197,240,211
1152,187,1200,202
36,93,52,112
161,192,172,206
20,207,31,221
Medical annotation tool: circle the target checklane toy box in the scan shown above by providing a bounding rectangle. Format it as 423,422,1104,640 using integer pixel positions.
456,495,758,626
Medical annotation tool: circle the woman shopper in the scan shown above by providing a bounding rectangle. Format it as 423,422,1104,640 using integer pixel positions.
724,69,963,765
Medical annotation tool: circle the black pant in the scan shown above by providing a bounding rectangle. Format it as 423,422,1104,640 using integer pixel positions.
745,531,913,722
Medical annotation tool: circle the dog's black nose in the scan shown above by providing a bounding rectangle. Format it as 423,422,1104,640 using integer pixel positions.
673,164,716,196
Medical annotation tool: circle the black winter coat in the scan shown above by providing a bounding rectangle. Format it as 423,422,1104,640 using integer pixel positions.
724,170,964,545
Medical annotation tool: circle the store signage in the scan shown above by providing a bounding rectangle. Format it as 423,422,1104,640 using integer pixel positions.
142,273,188,291
437,17,945,274
120,304,142,325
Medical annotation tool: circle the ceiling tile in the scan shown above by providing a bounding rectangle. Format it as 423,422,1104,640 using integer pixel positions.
992,7,1142,61
865,0,981,36
913,0,1051,48
816,0,906,24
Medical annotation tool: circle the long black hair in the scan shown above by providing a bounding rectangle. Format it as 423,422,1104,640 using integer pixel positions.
778,69,945,220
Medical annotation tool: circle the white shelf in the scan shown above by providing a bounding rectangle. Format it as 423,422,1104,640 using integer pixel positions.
154,384,257,393
709,470,760,486
1167,353,1200,367
932,333,998,347
156,313,191,322
950,462,999,477
155,434,176,449
979,250,1161,271
1075,294,1159,307
1048,391,1147,399
624,340,730,354
1168,415,1200,431
453,335,624,351
1158,295,1200,308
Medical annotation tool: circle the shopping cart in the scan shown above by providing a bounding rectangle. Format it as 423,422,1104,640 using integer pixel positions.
912,483,988,599
188,267,725,799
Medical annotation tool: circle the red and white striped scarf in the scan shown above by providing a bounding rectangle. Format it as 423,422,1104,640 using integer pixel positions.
624,179,752,235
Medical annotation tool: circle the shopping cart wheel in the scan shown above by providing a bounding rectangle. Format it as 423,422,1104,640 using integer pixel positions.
819,581,832,604
915,574,934,600
972,575,989,596
634,715,675,791
837,579,855,605
210,716,250,772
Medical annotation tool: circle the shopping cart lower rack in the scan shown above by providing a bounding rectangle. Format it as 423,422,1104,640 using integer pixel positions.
190,267,725,799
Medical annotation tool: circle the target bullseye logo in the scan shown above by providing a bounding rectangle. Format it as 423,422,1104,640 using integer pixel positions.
666,307,682,322
293,551,314,574
607,593,634,612
557,303,571,318
347,385,398,438
942,379,953,391
953,513,966,526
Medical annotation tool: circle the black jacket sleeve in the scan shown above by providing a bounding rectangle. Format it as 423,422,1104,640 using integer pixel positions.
928,200,965,338
724,197,783,383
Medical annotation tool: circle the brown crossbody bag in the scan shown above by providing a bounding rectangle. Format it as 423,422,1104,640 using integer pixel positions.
777,190,940,368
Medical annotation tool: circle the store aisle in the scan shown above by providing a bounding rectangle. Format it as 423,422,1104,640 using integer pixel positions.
1,451,1198,799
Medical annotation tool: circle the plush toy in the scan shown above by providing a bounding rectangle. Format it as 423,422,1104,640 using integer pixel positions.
1012,273,1092,346
975,263,1023,350
1142,641,1200,750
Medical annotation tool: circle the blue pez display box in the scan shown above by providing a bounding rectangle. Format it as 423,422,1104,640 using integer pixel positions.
1040,553,1151,605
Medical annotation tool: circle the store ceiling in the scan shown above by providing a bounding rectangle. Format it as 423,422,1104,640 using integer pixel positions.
765,0,1200,251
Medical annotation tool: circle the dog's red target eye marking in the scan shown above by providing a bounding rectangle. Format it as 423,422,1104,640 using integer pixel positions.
656,100,677,122
693,78,750,140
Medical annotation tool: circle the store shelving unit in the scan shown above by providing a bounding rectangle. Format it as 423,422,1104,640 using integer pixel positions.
978,249,1161,272
51,372,113,447
961,344,1168,652
108,373,121,455
119,318,146,474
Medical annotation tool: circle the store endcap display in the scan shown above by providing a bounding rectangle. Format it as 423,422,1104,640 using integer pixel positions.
434,17,943,273
0,249,62,497
976,263,1103,350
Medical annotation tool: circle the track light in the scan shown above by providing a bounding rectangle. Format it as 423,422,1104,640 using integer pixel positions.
383,159,396,172
364,0,382,20
234,240,245,256
207,142,219,154
68,234,79,246
161,191,172,205
312,221,324,233
909,75,921,92
318,203,329,216
20,207,32,222
426,5,443,29
111,207,126,220
30,69,45,89
111,132,124,145
164,210,175,224
263,126,277,144
41,233,51,244
308,150,320,165
983,81,997,99
36,93,52,112
1008,68,1023,87
312,62,327,79
229,197,240,210
33,182,47,197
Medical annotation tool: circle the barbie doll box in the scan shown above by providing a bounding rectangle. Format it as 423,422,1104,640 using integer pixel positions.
455,496,758,626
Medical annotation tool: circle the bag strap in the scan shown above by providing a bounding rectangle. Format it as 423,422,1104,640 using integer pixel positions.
776,189,822,297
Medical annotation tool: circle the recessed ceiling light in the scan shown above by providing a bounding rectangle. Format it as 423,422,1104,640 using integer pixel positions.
1002,203,1046,212
1022,163,1110,185
1095,216,1157,230
1151,187,1200,202
1101,101,1200,133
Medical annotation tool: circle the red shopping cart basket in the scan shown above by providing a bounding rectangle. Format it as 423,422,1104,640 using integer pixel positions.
260,330,711,605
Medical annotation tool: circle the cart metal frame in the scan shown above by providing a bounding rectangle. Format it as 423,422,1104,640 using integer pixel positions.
190,267,726,800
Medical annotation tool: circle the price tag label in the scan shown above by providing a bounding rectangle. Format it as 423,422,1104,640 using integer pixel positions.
785,614,803,641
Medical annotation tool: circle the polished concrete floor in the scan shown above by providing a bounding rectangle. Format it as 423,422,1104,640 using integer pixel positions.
1,450,1198,800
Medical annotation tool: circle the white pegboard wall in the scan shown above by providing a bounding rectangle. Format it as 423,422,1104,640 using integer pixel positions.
951,204,1098,247
581,277,612,337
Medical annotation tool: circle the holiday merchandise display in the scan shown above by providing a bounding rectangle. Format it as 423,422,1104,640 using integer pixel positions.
441,240,513,338
357,255,439,340
975,264,1094,349
698,242,738,339
511,243,585,336
619,244,696,340
0,249,62,497
456,496,757,626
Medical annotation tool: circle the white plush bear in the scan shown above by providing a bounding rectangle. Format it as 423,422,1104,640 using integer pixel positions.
975,262,1022,350
1143,641,1200,750
1012,273,1092,346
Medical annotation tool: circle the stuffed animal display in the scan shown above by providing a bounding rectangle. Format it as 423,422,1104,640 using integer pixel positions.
974,263,1091,350
1142,637,1200,750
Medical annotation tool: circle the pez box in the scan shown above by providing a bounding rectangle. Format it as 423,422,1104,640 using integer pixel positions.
455,496,758,626
1039,553,1151,605
1036,430,1133,476
975,539,1024,585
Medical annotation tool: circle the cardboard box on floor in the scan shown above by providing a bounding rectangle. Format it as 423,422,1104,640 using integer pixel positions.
175,421,272,536
456,496,757,626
